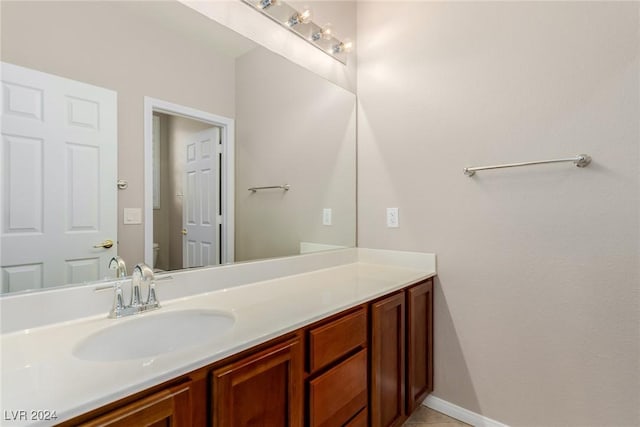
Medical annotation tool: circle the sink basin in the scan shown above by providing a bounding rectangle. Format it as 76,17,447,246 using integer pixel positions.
73,309,235,362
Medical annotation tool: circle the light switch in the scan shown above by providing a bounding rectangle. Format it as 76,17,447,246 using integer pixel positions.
123,208,142,225
323,208,332,226
386,207,399,228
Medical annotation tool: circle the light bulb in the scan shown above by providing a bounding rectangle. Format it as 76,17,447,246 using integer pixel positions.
311,24,333,42
331,39,353,54
299,8,312,24
321,24,333,40
312,24,332,42
258,0,279,10
287,7,312,27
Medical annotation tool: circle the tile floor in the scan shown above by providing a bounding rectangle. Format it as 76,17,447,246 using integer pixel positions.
402,406,471,427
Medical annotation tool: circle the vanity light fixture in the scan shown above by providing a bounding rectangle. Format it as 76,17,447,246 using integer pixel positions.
242,0,353,64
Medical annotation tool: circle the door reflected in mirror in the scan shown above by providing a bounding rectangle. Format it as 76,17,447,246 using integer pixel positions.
151,110,226,272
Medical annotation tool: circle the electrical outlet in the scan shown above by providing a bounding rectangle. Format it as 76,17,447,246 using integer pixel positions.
386,207,399,228
323,208,332,226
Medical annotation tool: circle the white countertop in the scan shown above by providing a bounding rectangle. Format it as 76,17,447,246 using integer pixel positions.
0,249,435,426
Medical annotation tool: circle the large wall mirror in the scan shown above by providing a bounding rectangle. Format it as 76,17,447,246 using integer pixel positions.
0,1,356,294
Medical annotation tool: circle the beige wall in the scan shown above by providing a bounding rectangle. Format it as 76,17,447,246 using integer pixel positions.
1,1,236,269
357,2,639,426
235,47,356,262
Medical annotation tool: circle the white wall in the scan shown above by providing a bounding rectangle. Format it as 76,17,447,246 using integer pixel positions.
357,2,639,426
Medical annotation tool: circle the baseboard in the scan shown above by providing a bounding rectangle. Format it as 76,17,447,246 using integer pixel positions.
422,395,509,427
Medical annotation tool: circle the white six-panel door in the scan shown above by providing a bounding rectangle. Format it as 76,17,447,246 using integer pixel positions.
183,127,220,268
1,62,117,293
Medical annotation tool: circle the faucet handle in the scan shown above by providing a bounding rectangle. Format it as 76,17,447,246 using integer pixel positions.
108,283,125,318
131,282,142,307
146,281,159,308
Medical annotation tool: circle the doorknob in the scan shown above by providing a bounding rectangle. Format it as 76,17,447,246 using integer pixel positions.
94,239,114,249
181,229,187,235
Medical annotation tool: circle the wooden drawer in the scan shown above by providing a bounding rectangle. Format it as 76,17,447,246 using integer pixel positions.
308,308,366,372
308,349,367,427
345,407,367,427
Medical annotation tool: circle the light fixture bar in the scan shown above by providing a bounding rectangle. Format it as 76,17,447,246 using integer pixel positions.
242,0,350,64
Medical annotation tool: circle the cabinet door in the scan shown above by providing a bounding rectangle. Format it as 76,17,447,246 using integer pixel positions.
370,292,406,427
406,279,434,413
79,382,192,427
212,337,303,427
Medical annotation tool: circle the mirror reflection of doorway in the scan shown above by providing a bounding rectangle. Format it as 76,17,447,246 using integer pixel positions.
152,112,222,272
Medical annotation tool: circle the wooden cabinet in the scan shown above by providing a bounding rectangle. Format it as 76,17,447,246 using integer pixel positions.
306,307,368,427
406,279,434,413
211,336,303,427
63,277,434,427
77,381,193,427
370,278,435,427
370,292,406,427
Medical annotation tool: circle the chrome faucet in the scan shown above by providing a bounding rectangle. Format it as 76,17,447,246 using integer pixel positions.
109,256,127,278
108,256,127,314
131,263,159,308
108,262,160,318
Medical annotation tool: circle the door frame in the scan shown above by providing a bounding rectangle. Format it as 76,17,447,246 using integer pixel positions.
143,97,235,267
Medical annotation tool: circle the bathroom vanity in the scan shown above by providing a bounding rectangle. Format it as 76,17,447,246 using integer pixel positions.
0,249,435,427
59,279,432,427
